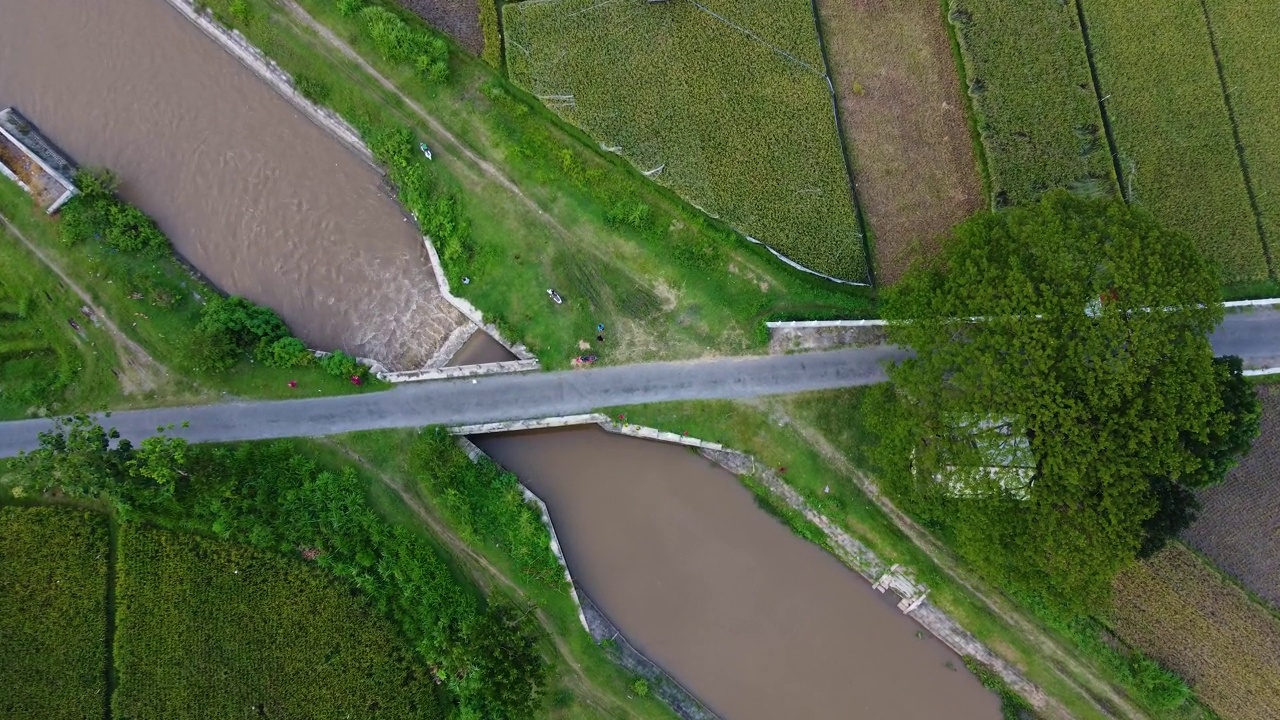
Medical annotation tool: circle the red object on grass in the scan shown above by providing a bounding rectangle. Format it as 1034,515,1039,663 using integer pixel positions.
350,375,363,386
287,380,298,389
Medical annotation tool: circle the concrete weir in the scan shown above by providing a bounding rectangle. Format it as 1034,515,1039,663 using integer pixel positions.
0,108,77,213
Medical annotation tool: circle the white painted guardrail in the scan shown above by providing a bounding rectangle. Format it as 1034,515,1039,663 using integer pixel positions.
767,298,1280,330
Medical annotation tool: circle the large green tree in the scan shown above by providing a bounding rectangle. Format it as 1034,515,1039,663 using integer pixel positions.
878,192,1256,611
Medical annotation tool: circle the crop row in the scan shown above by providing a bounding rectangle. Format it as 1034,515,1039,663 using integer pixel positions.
0,506,108,720
1183,386,1280,606
1203,0,1280,270
1080,0,1267,282
504,0,868,281
112,525,445,720
1111,543,1280,720
945,0,1115,206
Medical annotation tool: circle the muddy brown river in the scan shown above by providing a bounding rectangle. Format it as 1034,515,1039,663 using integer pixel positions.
474,427,1002,720
0,0,463,369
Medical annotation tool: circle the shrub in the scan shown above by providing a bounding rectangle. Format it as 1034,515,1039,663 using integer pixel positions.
256,336,312,368
197,296,290,350
1128,654,1192,712
360,6,448,83
632,679,650,698
336,0,363,18
293,74,331,104
318,349,360,378
104,203,168,255
183,325,239,374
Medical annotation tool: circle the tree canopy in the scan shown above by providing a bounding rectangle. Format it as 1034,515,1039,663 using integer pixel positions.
875,192,1258,611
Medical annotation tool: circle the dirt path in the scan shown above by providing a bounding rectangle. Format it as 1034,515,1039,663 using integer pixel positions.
0,211,167,396
327,442,643,720
760,399,1145,720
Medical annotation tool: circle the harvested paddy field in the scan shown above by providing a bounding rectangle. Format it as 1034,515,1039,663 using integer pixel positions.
945,0,1114,206
1183,385,1280,606
816,0,982,283
394,0,483,55
1080,0,1268,282
0,506,108,720
1111,543,1280,720
503,0,868,282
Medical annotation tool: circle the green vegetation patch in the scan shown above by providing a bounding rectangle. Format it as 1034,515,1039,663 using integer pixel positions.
112,524,445,719
1082,0,1267,281
0,227,121,418
0,506,108,720
1204,0,1280,271
504,0,867,281
946,0,1114,205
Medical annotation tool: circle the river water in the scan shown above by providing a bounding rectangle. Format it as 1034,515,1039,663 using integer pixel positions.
0,0,463,369
474,427,1002,720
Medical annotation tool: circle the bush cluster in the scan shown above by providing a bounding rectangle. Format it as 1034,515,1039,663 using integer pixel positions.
58,170,169,256
341,2,450,83
365,125,473,268
409,427,566,588
187,295,298,374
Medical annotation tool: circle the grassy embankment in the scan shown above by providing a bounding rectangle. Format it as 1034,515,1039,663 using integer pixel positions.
0,506,109,720
113,525,448,719
1079,0,1268,283
503,0,868,282
196,0,873,370
610,396,1227,720
813,0,984,283
321,429,682,720
0,222,125,418
0,178,383,410
944,0,1116,207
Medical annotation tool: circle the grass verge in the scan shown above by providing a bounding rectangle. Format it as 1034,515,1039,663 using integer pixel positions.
0,505,109,720
0,223,124,418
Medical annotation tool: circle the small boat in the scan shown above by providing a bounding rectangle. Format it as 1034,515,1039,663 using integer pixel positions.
547,288,564,304
419,142,433,160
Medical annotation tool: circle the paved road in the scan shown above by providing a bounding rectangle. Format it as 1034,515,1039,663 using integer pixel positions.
0,346,907,457
2,307,1276,458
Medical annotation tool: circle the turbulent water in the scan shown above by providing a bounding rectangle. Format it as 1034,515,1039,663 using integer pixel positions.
0,0,463,369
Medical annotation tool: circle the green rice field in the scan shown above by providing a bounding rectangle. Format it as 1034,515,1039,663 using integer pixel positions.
503,0,868,281
1081,0,1268,282
0,506,109,720
1202,0,1280,270
945,0,1115,206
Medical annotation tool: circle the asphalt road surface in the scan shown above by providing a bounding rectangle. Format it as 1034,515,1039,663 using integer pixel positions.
0,346,907,457
1,307,1276,458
